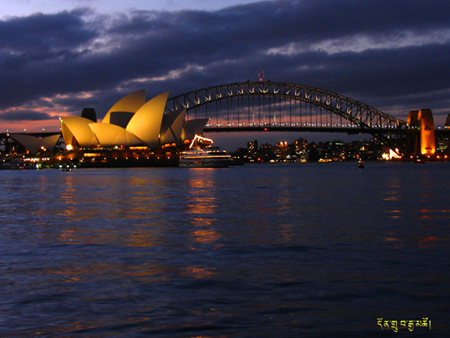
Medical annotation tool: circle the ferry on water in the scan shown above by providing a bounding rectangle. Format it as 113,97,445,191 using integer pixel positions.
179,135,232,168
180,148,232,168
0,159,37,170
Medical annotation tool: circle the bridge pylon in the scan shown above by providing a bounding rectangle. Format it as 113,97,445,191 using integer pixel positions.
406,109,436,157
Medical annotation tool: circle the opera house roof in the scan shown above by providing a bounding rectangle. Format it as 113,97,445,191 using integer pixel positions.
9,90,208,155
9,133,61,154
60,90,208,151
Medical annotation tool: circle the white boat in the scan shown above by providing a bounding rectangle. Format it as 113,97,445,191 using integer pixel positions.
180,148,232,168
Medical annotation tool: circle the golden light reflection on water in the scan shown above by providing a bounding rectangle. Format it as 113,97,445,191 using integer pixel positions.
383,233,443,249
277,223,295,242
191,229,220,243
418,208,449,221
57,176,78,217
126,229,160,247
417,236,439,249
53,168,227,248
57,226,165,247
187,196,216,215
387,208,449,222
383,235,405,248
46,260,172,285
181,266,217,279
387,210,402,219
186,171,217,214
184,170,222,248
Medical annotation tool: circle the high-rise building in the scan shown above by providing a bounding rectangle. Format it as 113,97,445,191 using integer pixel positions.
247,140,258,151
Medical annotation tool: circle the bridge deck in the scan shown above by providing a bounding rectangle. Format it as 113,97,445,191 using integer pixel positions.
204,125,405,134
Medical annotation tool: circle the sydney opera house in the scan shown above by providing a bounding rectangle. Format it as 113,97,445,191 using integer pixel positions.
60,90,208,151
7,90,210,167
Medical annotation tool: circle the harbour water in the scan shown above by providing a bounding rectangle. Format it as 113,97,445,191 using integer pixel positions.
1,162,449,337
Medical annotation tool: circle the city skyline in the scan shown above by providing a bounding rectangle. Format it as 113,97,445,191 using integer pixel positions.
1,0,450,150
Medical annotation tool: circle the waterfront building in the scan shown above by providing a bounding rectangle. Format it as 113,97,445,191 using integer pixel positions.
2,90,210,167
60,90,209,151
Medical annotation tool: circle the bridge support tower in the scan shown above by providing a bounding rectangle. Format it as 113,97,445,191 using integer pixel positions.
406,109,436,157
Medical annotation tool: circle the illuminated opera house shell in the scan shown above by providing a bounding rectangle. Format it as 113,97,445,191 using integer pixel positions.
9,133,61,154
60,90,208,150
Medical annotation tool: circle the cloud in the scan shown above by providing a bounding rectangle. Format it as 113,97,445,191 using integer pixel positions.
0,9,97,53
0,0,449,133
0,109,54,121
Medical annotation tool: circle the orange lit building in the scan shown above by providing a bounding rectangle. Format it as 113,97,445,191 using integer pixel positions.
5,90,211,168
60,90,209,151
407,109,436,156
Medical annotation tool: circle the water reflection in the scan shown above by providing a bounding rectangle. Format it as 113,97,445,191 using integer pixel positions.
58,175,78,218
191,229,220,243
416,236,439,249
186,170,218,214
183,169,222,248
50,168,230,248
45,259,173,285
1,164,449,337
181,266,217,279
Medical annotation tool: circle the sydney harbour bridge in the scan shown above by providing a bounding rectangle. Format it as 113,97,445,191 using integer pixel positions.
164,81,409,151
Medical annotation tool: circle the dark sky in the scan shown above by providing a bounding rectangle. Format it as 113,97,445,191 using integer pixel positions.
1,0,449,148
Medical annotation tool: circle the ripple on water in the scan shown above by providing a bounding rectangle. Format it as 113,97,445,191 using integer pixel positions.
0,163,449,337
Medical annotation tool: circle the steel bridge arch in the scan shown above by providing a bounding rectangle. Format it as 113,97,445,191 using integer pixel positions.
165,81,407,131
